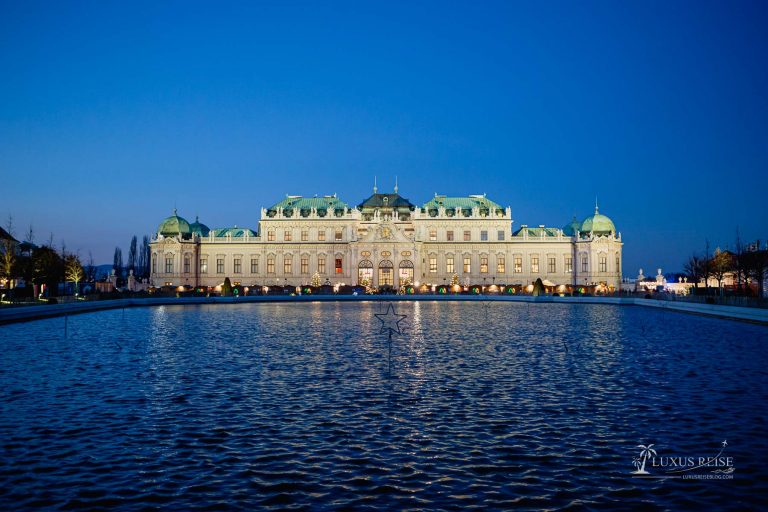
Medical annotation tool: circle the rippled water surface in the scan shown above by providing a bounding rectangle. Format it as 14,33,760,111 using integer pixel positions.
1,302,767,510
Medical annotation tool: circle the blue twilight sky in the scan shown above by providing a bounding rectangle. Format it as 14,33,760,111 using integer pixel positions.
1,1,767,272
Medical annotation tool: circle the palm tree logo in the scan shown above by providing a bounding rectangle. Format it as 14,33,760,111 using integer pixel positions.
631,444,657,475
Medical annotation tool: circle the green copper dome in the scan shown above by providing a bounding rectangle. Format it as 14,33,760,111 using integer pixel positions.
562,216,581,236
158,209,191,237
189,216,210,237
581,206,616,235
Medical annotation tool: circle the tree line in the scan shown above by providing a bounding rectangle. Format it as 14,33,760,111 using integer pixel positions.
0,215,151,296
684,236,768,297
112,235,151,280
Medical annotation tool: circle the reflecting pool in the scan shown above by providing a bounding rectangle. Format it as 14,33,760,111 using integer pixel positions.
1,302,767,510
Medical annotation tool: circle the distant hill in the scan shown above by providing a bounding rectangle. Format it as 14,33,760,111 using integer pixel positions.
95,264,113,280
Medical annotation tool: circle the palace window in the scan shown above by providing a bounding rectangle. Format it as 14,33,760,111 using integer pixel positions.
318,230,326,241
463,257,471,273
565,257,573,273
429,229,437,241
581,256,588,273
284,230,292,241
599,256,607,273
267,230,275,241
165,256,173,274
216,258,224,274
234,258,242,274
446,257,454,274
251,258,258,274
200,258,208,274
318,256,326,274
480,256,488,273
514,257,522,273
497,256,505,273
447,230,454,241
464,230,471,241
301,257,309,274
152,256,156,274
301,230,308,241
335,229,342,241
335,257,343,274
498,230,505,241
616,254,620,274
183,255,190,274
429,257,437,273
267,257,275,274
548,257,556,273
480,230,488,241
531,257,539,274
284,256,292,274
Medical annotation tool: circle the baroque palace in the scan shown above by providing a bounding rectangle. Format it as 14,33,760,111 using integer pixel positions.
150,185,623,292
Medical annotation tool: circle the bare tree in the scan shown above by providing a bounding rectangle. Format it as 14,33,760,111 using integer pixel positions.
709,248,733,295
84,251,97,282
683,254,703,290
127,236,137,274
1,215,17,288
113,247,123,277
25,224,34,244
64,253,84,295
140,235,150,277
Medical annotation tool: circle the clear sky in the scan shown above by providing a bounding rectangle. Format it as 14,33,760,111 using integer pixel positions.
1,0,767,272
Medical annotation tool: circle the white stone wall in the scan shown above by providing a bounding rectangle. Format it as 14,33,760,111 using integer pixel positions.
150,207,623,290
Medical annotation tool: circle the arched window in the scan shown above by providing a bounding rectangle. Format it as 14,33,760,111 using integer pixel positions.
358,259,373,284
378,259,394,286
399,260,414,283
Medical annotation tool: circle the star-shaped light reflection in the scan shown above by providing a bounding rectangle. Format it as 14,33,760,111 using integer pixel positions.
375,303,406,336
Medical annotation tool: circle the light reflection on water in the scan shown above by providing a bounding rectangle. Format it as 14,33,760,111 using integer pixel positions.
0,302,767,510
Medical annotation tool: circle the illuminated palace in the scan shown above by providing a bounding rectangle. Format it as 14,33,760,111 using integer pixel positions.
149,184,623,291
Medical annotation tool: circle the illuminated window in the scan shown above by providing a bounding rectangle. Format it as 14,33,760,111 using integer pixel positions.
480,230,488,241
318,230,326,241
463,257,471,273
480,256,488,273
183,255,190,273
267,230,275,241
599,256,607,273
335,229,342,241
301,230,308,241
284,230,292,241
429,229,437,241
429,257,437,273
251,258,258,274
200,258,208,274
447,230,454,241
318,256,326,274
497,256,505,273
446,257,454,274
335,257,343,274
301,257,308,274
284,255,292,274
464,230,471,241
548,257,556,273
216,258,224,274
565,257,573,273
498,230,504,241
514,257,522,273
234,258,242,274
165,256,173,273
531,257,539,273
267,257,275,273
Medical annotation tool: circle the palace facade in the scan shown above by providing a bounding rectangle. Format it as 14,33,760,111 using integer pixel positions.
149,186,623,291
